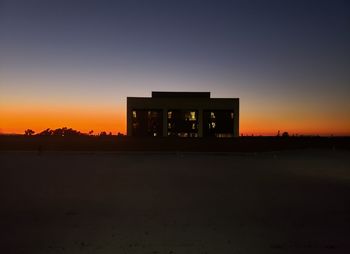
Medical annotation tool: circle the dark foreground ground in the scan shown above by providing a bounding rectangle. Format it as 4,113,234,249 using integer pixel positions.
1,136,350,152
1,150,350,254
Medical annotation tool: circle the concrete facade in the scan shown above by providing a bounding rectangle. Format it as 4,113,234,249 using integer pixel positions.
127,92,239,137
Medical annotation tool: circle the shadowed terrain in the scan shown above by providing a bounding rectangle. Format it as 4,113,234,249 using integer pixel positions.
1,150,350,253
1,136,350,152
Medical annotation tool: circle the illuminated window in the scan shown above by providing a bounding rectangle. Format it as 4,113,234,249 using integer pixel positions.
190,111,196,120
168,111,172,119
210,112,215,119
153,133,157,137
211,122,216,128
148,111,151,117
168,123,171,128
230,112,234,119
192,123,196,130
132,111,137,118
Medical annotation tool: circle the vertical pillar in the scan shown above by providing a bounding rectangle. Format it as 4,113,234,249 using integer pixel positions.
198,109,203,138
163,109,168,137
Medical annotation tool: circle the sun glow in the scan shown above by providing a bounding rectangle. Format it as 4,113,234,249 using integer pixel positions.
0,104,126,135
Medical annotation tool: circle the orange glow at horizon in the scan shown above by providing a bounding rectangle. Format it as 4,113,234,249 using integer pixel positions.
0,105,126,135
240,113,350,136
1,105,350,136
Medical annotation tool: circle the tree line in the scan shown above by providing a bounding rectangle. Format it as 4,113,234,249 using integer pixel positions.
24,128,124,136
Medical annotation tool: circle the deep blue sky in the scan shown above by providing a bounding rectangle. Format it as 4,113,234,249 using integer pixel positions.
1,0,349,134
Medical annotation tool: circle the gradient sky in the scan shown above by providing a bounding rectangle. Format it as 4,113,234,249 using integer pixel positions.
1,0,349,135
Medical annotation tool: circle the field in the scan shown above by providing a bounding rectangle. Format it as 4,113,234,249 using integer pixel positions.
1,149,350,253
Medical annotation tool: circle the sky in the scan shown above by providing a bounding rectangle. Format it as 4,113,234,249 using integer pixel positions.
1,0,349,135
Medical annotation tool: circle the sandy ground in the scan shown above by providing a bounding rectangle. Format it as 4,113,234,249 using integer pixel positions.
1,150,350,254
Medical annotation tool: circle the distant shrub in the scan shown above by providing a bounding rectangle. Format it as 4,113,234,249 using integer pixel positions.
99,131,107,136
24,129,35,136
37,127,83,136
38,128,53,136
282,132,289,137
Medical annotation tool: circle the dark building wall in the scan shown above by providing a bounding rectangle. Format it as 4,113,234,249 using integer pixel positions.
127,92,239,137
152,91,210,98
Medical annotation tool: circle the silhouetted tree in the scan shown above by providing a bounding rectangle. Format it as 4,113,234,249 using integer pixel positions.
52,128,64,136
88,130,94,135
37,127,82,136
99,131,107,136
24,129,35,136
282,131,289,137
38,128,53,136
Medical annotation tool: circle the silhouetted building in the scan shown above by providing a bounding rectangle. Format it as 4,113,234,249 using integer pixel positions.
127,92,239,137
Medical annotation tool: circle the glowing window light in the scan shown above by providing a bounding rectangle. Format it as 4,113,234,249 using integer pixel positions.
132,111,137,118
168,111,172,119
190,111,196,120
210,112,215,119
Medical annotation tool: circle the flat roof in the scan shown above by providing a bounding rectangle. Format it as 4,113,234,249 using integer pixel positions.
152,91,210,98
